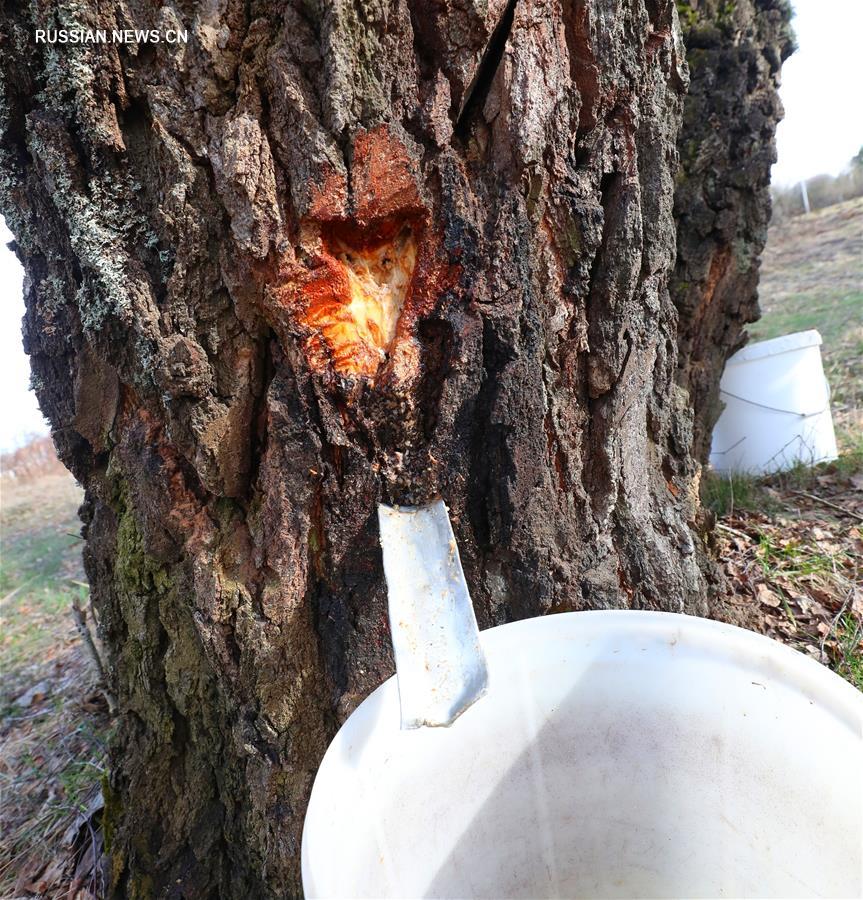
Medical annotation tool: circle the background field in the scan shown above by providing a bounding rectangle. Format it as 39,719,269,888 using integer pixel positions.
1,450,109,897
1,200,861,897
749,196,863,454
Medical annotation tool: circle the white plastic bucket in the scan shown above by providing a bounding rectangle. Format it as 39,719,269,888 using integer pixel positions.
709,329,838,475
302,611,863,899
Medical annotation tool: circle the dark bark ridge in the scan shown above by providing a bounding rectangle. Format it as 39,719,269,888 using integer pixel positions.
0,1,752,894
672,0,793,461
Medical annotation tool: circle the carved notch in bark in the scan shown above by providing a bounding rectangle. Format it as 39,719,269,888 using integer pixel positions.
266,125,454,395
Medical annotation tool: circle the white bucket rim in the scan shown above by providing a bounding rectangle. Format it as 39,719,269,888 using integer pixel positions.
728,329,822,366
302,611,863,891
304,612,863,779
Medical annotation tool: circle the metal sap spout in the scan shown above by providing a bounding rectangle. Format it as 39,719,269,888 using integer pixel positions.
377,500,488,729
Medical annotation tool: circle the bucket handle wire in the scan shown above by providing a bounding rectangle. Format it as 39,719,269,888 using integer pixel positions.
719,376,832,419
710,435,746,457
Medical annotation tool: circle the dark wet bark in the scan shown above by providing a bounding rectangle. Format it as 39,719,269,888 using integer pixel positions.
0,1,782,895
672,0,793,461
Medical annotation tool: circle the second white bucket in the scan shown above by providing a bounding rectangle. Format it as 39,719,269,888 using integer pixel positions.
709,329,838,475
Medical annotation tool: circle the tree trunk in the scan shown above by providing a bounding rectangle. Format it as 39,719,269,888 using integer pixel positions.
672,0,793,462
0,1,779,895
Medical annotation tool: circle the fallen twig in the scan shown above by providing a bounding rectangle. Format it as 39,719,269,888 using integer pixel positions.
791,490,863,522
70,596,116,714
716,522,753,541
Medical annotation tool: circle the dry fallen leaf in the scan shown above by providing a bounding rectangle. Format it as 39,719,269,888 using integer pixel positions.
755,583,782,608
808,585,840,609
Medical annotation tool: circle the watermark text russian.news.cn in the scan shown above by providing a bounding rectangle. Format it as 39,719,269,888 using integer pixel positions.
35,29,189,45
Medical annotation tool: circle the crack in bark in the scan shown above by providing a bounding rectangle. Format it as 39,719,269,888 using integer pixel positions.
453,0,519,140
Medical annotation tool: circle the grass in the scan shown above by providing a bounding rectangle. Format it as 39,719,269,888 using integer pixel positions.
0,707,109,895
703,470,766,517
1,474,88,693
836,614,863,692
704,448,863,519
749,287,863,352
709,468,862,692
754,532,838,580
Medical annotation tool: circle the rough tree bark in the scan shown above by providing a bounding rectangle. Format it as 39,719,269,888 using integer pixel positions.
672,0,793,461
0,1,783,896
